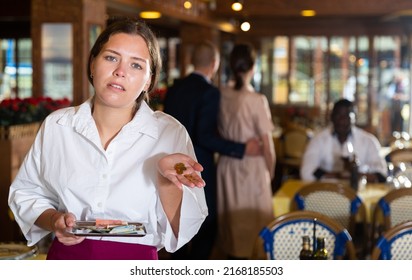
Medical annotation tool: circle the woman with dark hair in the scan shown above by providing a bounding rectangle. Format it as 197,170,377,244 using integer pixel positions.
217,43,276,259
8,17,207,260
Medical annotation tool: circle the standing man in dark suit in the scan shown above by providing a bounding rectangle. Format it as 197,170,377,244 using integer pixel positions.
163,41,262,260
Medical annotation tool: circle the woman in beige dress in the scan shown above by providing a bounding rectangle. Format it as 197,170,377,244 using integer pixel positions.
217,43,276,259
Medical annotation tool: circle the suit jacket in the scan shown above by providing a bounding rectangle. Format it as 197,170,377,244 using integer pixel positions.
163,73,245,216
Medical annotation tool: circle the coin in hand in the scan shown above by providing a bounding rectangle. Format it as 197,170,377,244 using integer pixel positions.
174,162,187,175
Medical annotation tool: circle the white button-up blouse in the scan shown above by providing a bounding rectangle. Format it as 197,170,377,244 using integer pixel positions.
8,99,208,252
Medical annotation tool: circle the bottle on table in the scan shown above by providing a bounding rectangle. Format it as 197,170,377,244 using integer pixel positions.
299,235,313,260
349,154,360,191
313,237,328,260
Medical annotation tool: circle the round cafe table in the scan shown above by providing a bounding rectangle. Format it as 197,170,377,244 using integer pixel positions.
0,242,40,260
272,179,392,223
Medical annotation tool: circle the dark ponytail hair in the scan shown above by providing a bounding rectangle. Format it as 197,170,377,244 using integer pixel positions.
229,43,256,90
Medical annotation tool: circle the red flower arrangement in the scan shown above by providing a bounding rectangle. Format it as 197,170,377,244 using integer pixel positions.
0,97,71,126
148,87,167,111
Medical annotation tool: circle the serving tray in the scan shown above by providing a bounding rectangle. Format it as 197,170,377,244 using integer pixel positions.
69,221,146,237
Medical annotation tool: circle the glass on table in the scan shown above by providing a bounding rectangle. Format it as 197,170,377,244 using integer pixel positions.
341,140,354,161
390,162,412,188
340,140,355,175
358,164,369,191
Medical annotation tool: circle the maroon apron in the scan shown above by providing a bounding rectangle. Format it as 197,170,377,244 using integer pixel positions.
46,238,158,260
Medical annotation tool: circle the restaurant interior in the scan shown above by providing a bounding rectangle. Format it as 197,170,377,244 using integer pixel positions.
2,0,412,260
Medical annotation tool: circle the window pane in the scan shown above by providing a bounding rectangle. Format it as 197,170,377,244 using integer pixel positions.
356,36,370,126
264,34,410,145
373,36,409,144
291,36,312,103
0,39,16,100
329,37,345,104
312,37,328,108
17,38,32,99
290,36,327,105
273,36,289,104
41,23,73,100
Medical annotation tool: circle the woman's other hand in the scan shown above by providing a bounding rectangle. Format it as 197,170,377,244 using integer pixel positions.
50,211,85,246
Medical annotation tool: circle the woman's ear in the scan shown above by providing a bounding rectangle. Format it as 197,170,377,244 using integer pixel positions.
144,82,150,93
144,75,152,92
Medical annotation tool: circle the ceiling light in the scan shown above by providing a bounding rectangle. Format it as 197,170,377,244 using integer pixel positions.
240,21,251,32
301,10,316,17
184,1,192,9
218,22,236,33
232,1,243,12
139,11,162,19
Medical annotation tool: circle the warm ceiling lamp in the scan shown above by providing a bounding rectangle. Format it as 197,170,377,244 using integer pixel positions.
184,1,192,9
232,1,243,12
240,21,251,32
139,11,162,19
300,10,316,17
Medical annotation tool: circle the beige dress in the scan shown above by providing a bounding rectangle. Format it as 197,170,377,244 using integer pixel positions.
217,86,275,258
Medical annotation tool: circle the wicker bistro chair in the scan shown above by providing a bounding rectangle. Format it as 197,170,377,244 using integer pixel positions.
291,182,367,235
259,210,357,260
371,220,412,260
386,148,412,166
372,187,412,244
277,126,312,180
291,182,367,257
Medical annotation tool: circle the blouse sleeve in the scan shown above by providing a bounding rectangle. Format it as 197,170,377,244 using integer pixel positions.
155,121,208,252
8,122,60,246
